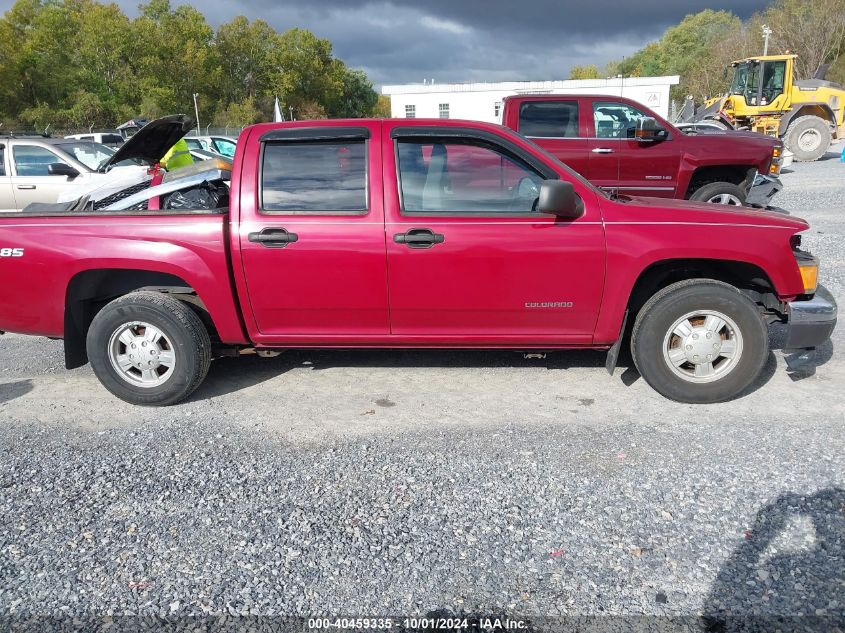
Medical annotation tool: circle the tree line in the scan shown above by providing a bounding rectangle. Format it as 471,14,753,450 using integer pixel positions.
0,0,388,132
569,0,845,101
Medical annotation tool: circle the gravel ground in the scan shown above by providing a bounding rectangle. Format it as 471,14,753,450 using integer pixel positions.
0,151,843,630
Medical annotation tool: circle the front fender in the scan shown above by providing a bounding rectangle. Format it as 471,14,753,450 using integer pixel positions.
593,213,806,344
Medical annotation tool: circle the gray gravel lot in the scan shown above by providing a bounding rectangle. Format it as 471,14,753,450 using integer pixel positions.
0,150,844,629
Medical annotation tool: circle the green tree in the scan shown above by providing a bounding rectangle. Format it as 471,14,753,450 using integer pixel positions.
272,28,344,112
569,64,601,80
329,69,379,118
214,16,278,102
213,97,260,127
371,94,392,117
0,0,378,129
607,10,744,100
131,0,215,119
763,0,845,79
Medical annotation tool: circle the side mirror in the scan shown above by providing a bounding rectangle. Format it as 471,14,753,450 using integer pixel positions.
632,117,668,142
48,163,80,178
537,180,584,220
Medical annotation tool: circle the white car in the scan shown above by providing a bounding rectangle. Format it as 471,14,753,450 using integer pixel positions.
0,137,147,212
64,131,125,148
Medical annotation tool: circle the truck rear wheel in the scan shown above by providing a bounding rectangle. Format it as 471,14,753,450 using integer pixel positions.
689,182,746,206
87,291,211,406
631,280,768,404
785,115,831,162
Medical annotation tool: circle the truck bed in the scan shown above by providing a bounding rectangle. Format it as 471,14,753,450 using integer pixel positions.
0,209,246,346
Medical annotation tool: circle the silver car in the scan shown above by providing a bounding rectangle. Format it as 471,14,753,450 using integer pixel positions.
0,137,146,212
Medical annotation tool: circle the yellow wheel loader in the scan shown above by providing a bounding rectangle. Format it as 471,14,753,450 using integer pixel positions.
688,55,845,162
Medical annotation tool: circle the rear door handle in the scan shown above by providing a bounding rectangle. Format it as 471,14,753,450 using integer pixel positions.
16,185,36,190
591,148,614,154
248,227,298,248
393,228,445,249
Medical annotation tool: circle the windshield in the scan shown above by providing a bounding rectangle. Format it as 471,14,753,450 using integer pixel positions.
729,63,750,95
56,141,117,170
57,142,143,171
729,62,762,104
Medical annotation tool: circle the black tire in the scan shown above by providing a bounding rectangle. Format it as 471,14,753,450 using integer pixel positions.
785,115,831,162
631,279,768,404
689,181,747,206
86,291,212,406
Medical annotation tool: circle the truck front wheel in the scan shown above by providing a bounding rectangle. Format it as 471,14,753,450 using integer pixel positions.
785,115,832,162
689,182,746,206
87,291,212,406
631,280,768,403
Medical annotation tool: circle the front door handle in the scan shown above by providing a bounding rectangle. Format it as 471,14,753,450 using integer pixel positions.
591,148,614,154
393,228,445,249
248,227,298,248
16,185,36,190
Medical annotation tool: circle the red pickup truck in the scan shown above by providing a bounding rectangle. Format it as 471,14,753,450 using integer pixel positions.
501,95,783,206
0,117,835,406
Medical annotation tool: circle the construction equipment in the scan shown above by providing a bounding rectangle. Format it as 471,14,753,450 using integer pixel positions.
685,55,845,162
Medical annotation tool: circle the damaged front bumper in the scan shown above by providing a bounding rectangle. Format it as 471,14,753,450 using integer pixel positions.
746,173,783,208
784,285,837,349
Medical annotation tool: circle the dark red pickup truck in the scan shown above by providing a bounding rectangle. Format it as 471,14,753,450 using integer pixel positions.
0,117,835,406
502,95,783,206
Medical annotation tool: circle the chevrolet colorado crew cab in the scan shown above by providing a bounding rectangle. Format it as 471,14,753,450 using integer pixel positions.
501,95,784,207
0,117,836,406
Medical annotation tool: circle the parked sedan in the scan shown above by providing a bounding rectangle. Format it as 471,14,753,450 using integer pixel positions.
0,137,147,212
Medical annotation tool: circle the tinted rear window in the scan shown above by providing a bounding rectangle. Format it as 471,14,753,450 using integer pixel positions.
261,141,367,213
518,101,580,138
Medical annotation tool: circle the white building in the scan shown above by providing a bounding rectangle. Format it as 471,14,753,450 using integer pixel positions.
382,75,681,122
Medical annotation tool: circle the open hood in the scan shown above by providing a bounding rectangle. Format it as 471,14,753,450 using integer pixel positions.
99,114,193,172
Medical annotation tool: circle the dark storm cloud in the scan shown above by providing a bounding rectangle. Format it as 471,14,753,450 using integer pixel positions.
0,0,770,85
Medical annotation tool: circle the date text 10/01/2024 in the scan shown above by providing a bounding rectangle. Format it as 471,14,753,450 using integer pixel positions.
307,617,529,630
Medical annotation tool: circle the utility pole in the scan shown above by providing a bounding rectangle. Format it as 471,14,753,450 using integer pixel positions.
192,93,201,135
762,24,772,56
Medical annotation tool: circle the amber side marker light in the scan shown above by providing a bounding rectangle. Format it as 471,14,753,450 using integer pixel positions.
799,262,819,294
770,147,782,174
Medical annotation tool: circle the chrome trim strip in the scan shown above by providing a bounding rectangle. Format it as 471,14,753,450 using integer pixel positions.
606,186,676,191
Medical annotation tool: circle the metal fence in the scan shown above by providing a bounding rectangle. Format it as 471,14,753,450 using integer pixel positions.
5,125,250,138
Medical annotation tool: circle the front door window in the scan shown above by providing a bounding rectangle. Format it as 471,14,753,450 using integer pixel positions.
12,145,68,176
396,139,543,215
592,102,650,139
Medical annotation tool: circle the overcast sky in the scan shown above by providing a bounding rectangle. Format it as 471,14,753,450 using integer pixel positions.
1,0,770,86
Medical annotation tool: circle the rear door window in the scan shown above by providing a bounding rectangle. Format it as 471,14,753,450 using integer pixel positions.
261,140,367,214
12,145,68,176
518,101,580,138
0,146,6,176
